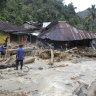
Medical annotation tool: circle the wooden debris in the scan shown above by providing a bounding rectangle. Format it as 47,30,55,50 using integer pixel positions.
0,56,35,69
23,57,35,64
73,80,96,96
71,75,80,80
39,50,50,59
50,49,54,64
65,47,78,53
56,64,68,67
54,57,61,62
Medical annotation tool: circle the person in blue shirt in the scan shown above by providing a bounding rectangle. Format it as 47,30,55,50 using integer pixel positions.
15,44,25,70
0,43,6,58
50,45,55,50
49,43,55,50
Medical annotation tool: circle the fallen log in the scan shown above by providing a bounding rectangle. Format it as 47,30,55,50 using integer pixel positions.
23,57,35,64
65,47,78,53
0,56,35,69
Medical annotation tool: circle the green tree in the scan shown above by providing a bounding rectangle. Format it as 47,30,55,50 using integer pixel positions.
88,5,96,31
0,0,81,26
84,5,96,32
15,16,23,25
0,0,7,10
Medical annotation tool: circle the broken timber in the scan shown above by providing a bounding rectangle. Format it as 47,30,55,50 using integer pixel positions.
0,56,35,69
73,80,96,96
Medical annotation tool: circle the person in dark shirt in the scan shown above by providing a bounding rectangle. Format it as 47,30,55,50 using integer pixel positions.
0,44,6,58
5,36,9,46
15,44,25,70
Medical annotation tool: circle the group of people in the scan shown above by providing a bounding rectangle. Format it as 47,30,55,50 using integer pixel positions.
0,43,25,70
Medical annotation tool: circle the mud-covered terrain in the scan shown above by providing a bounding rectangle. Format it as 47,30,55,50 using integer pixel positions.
0,58,96,96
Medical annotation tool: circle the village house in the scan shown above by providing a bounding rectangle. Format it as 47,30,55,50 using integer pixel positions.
23,21,42,43
39,21,96,49
23,21,50,44
0,21,27,44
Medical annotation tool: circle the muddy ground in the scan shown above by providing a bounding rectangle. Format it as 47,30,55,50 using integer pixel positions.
0,57,96,96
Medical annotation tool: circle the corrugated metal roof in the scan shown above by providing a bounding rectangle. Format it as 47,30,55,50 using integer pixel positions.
42,22,51,28
0,21,26,33
39,21,96,41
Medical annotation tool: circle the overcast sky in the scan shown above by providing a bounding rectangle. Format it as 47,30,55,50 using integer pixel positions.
64,0,96,12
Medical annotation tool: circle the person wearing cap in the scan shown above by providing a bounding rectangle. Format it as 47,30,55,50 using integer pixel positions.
15,44,25,70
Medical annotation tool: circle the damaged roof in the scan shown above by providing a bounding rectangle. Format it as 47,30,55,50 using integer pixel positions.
39,21,96,41
0,21,26,33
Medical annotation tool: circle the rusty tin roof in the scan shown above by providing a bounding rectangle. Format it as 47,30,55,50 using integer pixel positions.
0,21,26,33
39,21,96,41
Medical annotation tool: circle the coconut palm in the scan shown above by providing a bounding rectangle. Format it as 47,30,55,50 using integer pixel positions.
88,5,96,31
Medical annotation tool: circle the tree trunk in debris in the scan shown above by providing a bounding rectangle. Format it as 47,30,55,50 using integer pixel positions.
0,56,35,69
50,49,54,65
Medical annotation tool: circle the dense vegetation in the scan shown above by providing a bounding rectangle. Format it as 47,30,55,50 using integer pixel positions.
0,0,96,32
0,0,81,26
78,5,96,32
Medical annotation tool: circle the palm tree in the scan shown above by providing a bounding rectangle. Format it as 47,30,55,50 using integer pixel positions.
88,5,96,31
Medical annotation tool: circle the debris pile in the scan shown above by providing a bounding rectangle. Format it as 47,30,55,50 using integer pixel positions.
78,47,96,57
38,46,96,63
73,80,96,96
38,47,79,62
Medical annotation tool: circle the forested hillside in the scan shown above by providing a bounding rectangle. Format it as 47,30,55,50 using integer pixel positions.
78,5,96,32
0,0,81,26
0,0,96,32
78,9,90,18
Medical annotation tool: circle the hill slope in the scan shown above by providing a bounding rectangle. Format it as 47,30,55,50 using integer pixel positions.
78,9,90,18
0,0,81,25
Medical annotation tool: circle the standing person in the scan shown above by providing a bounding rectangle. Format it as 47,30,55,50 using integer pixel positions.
4,36,9,59
5,36,9,46
15,44,25,70
0,43,6,59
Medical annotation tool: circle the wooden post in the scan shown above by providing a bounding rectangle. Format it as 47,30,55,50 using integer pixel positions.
30,35,31,43
4,42,8,60
50,49,54,65
90,41,96,50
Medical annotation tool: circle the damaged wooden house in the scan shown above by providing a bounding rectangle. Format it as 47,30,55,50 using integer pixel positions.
23,21,51,44
39,21,96,49
0,21,27,44
23,21,42,44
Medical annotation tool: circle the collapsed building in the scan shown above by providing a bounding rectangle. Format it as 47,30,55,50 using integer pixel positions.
0,21,27,44
39,21,96,49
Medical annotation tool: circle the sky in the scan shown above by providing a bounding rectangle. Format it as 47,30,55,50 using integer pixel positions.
64,0,96,12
